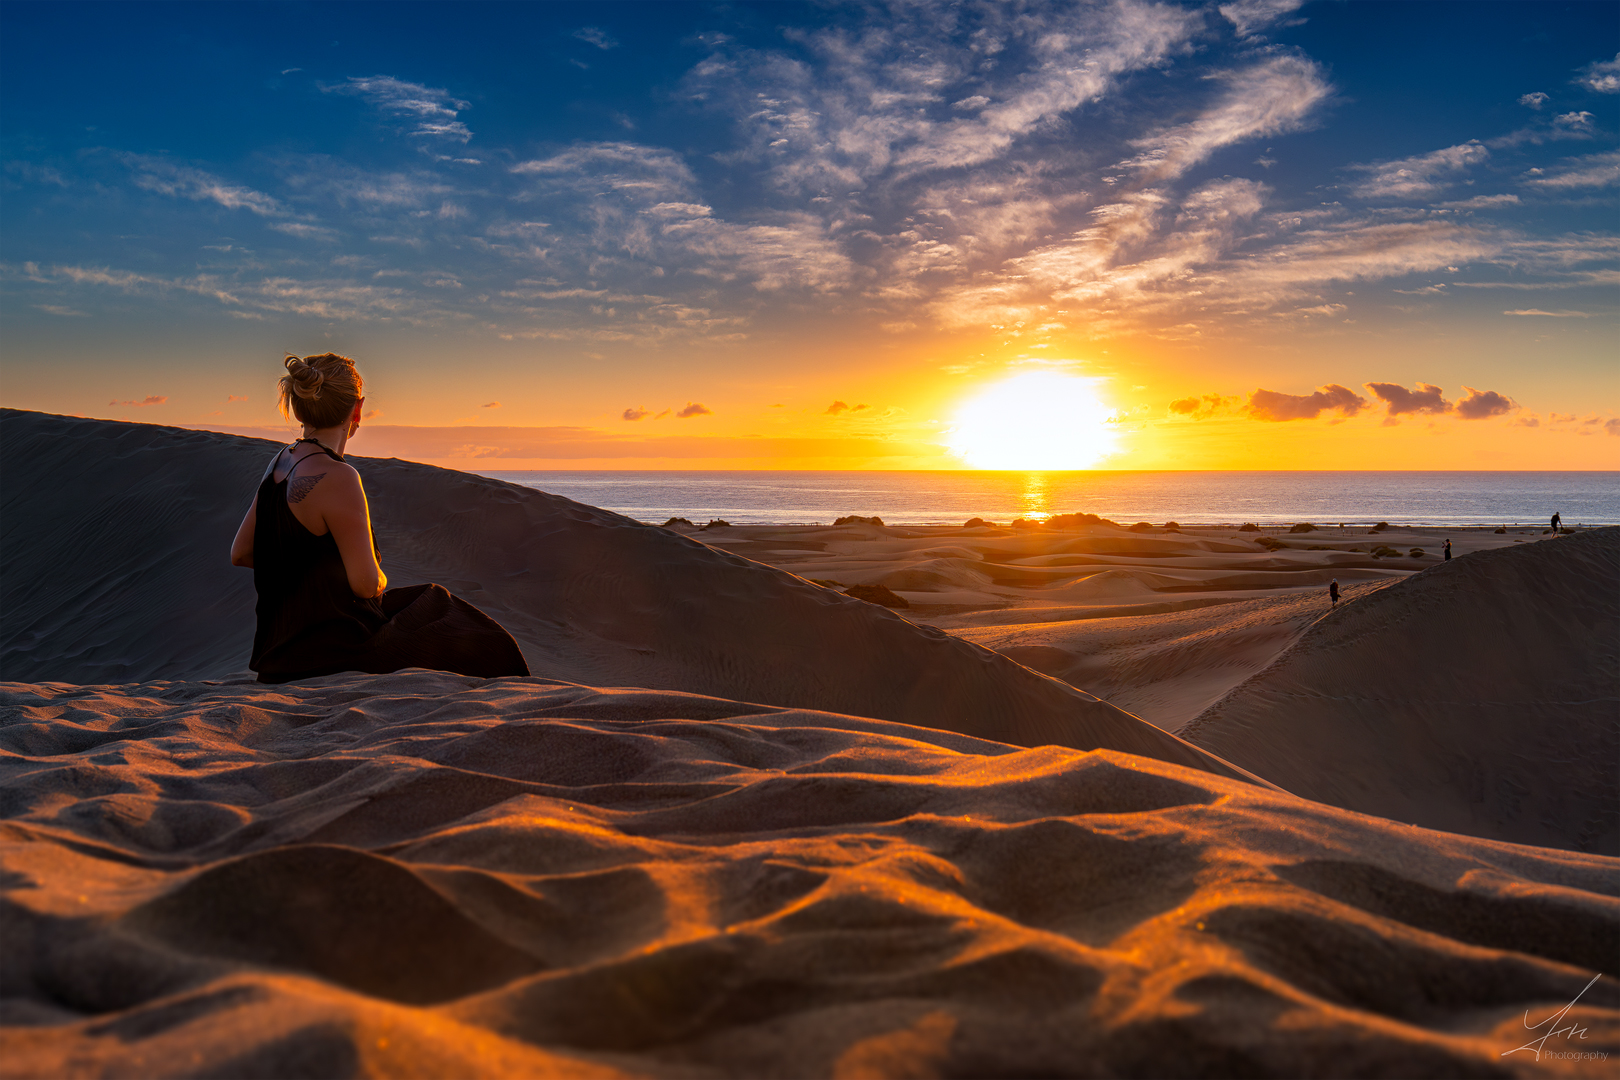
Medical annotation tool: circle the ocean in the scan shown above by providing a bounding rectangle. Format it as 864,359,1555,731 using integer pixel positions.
477,471,1620,528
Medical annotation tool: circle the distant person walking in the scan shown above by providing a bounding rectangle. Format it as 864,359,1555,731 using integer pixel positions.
1551,511,1562,532
1443,539,1452,561
1329,578,1340,607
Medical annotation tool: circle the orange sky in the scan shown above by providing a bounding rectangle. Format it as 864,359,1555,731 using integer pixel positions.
4,2,1616,470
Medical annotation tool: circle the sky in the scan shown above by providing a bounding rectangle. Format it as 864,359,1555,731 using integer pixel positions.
2,0,1616,470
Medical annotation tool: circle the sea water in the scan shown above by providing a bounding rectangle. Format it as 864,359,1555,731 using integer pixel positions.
477,471,1619,527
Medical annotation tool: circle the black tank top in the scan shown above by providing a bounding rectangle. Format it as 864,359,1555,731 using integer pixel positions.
249,442,386,676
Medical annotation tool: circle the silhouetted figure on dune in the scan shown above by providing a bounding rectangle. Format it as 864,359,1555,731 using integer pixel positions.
1552,511,1561,532
1444,539,1452,561
1329,578,1340,607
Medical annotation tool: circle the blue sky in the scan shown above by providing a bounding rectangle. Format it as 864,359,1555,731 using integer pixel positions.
2,1,1616,468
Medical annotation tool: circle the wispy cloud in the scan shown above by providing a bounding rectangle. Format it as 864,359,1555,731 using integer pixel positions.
675,402,711,418
1577,53,1620,94
110,395,167,407
1348,142,1488,199
1502,308,1593,317
1523,149,1620,189
325,75,473,143
573,27,619,50
1123,57,1331,181
623,406,649,420
121,155,285,216
1218,0,1306,38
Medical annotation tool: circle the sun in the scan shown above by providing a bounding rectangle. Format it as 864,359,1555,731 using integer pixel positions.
945,371,1119,470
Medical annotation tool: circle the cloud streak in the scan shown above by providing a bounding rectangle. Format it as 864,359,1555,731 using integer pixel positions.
326,76,473,143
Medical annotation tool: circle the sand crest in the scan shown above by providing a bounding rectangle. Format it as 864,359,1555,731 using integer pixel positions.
3,672,1616,1077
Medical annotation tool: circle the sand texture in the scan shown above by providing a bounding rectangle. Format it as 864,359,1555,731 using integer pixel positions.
1182,527,1620,856
0,410,1245,780
3,671,1617,1078
2,408,1617,1077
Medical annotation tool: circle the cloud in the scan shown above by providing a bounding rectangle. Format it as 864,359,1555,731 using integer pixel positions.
1518,92,1549,109
481,401,500,408
1606,418,1620,436
226,394,248,402
826,400,850,415
1454,386,1516,419
1439,194,1520,209
109,395,167,407
269,222,340,241
1123,57,1331,181
325,75,472,142
1247,384,1367,421
512,141,853,292
1523,149,1620,189
675,402,711,418
951,96,989,112
1218,0,1306,38
623,406,649,420
573,27,619,50
1503,308,1593,317
1366,381,1451,416
1553,110,1594,132
1169,393,1237,419
1513,415,1540,428
687,1,1200,184
1349,141,1488,199
1577,53,1620,94
121,155,285,216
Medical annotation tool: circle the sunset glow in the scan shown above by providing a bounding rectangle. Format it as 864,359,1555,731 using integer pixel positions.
947,373,1119,470
0,2,1614,469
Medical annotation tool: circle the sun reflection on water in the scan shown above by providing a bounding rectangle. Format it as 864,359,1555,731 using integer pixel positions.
1021,472,1050,520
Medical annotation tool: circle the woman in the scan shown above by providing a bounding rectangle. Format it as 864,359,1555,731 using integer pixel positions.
230,353,529,683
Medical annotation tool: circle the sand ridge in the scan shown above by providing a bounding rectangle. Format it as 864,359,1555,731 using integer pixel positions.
3,671,1616,1077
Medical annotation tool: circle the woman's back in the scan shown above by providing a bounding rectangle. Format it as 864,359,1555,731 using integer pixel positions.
250,443,388,680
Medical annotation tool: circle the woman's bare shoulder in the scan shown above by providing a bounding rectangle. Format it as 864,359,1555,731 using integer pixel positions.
288,457,361,506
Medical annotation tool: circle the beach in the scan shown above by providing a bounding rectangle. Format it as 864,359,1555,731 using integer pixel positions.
3,410,1617,1077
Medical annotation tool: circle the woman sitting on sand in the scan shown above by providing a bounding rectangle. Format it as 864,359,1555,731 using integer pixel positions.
230,353,529,683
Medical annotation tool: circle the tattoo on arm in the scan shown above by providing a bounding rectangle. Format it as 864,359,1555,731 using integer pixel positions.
288,472,326,503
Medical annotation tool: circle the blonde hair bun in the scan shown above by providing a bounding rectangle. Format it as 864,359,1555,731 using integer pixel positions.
284,355,326,400
277,352,363,428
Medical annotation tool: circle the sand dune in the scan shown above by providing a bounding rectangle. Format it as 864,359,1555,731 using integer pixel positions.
0,410,1248,779
3,671,1616,1077
1184,527,1620,855
3,409,1616,1076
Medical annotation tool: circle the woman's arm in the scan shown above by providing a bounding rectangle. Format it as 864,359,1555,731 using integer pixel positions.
230,495,257,568
320,467,388,598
